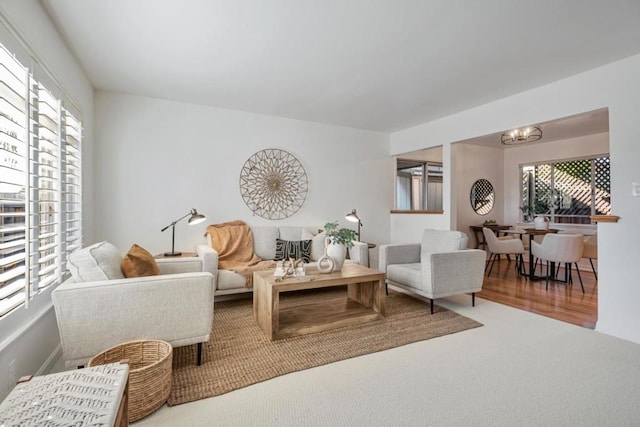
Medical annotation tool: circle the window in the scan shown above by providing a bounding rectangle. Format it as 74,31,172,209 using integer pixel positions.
0,42,82,318
521,156,610,224
396,159,443,211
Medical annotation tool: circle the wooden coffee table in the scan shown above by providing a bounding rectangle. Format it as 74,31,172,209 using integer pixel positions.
253,263,386,340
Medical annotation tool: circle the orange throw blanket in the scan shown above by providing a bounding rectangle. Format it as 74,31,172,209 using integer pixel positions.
205,220,275,287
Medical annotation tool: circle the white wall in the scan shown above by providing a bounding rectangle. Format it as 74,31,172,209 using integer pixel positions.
0,0,94,400
503,132,609,225
390,53,640,344
453,143,504,248
94,92,392,256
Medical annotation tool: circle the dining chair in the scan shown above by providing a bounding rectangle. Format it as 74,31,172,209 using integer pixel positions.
582,234,598,281
483,227,525,276
531,234,585,292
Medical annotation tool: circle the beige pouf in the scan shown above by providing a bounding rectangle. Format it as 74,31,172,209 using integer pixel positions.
89,339,172,423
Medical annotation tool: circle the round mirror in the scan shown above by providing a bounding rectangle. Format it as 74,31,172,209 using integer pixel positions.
470,179,494,215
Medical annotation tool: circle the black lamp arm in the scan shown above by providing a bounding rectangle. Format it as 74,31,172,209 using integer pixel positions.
160,210,195,232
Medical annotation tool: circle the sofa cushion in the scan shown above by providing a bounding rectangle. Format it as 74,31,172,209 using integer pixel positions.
217,269,248,290
278,226,309,241
68,241,125,282
251,227,279,260
275,239,312,263
121,244,161,278
387,263,422,290
421,230,468,257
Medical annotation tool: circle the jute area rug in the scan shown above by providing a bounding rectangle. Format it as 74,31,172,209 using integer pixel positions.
168,287,482,406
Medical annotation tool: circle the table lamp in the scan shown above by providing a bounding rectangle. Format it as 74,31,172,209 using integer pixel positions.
345,208,362,241
161,208,206,256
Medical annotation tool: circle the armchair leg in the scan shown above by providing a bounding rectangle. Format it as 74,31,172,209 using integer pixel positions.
545,261,549,290
385,282,388,295
430,299,434,315
472,293,476,307
197,342,203,366
589,258,598,281
574,263,585,293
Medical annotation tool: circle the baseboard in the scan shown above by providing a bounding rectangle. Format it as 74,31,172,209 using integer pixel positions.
37,344,62,375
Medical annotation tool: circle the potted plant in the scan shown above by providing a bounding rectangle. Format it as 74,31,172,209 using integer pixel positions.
520,204,534,222
323,221,358,270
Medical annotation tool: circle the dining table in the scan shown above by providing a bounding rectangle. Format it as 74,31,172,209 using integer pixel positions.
503,227,560,280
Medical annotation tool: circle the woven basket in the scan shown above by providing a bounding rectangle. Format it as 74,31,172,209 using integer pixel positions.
89,340,172,422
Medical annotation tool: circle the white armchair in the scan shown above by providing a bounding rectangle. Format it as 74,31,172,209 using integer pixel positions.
52,243,214,368
378,230,486,314
483,227,525,276
531,234,585,292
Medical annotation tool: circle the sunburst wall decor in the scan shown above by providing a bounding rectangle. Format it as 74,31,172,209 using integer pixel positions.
239,148,309,219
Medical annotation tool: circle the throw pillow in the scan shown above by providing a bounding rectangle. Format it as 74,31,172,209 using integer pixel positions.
274,239,312,263
121,244,161,278
68,241,125,282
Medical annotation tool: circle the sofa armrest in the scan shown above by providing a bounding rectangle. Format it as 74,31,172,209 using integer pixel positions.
378,243,421,273
52,272,214,367
349,241,369,266
423,250,486,297
156,257,203,274
196,244,218,283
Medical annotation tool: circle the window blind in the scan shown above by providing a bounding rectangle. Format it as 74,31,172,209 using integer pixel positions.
0,43,28,316
0,40,82,318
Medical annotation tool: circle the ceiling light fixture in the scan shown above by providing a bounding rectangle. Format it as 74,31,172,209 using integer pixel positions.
500,126,543,145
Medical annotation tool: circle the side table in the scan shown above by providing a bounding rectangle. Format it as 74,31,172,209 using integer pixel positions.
0,362,129,426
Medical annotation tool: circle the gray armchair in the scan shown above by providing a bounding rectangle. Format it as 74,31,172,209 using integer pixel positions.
52,243,214,367
378,229,486,314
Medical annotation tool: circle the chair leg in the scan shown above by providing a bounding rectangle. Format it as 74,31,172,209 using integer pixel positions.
472,292,476,307
197,342,203,366
488,254,498,276
430,299,434,315
575,263,585,293
567,263,573,285
385,282,388,295
545,261,549,290
589,258,598,281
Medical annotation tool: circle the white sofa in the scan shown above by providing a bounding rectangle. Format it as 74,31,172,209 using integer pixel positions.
52,243,214,368
198,226,369,296
378,229,486,313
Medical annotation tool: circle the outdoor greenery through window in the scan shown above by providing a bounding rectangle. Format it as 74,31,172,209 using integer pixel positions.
521,156,610,224
0,41,82,318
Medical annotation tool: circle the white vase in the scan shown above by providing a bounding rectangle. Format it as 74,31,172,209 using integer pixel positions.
325,237,347,271
533,215,550,230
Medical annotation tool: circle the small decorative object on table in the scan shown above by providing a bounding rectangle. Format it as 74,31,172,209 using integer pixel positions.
533,215,550,230
274,258,306,281
483,219,497,226
323,221,358,271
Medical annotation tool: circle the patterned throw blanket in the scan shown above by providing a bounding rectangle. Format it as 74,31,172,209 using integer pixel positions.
205,220,276,287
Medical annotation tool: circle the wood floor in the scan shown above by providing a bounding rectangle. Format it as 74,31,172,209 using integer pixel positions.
478,258,598,329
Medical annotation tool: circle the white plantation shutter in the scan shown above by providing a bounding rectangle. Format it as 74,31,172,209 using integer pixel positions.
29,80,61,293
0,39,82,318
0,44,28,316
61,109,82,268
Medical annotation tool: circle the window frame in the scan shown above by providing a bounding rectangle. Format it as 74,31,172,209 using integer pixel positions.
520,154,610,224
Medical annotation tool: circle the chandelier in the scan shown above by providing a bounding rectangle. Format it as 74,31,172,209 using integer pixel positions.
500,126,542,145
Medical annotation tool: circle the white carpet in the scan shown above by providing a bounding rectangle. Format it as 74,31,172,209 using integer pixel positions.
138,294,640,426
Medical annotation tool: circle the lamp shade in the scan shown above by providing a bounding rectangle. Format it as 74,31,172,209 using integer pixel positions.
188,209,206,225
345,209,360,223
345,208,362,241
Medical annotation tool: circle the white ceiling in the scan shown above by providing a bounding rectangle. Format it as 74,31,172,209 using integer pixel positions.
458,108,610,149
41,0,640,132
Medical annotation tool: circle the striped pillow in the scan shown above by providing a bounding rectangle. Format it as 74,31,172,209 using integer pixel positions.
275,239,312,263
